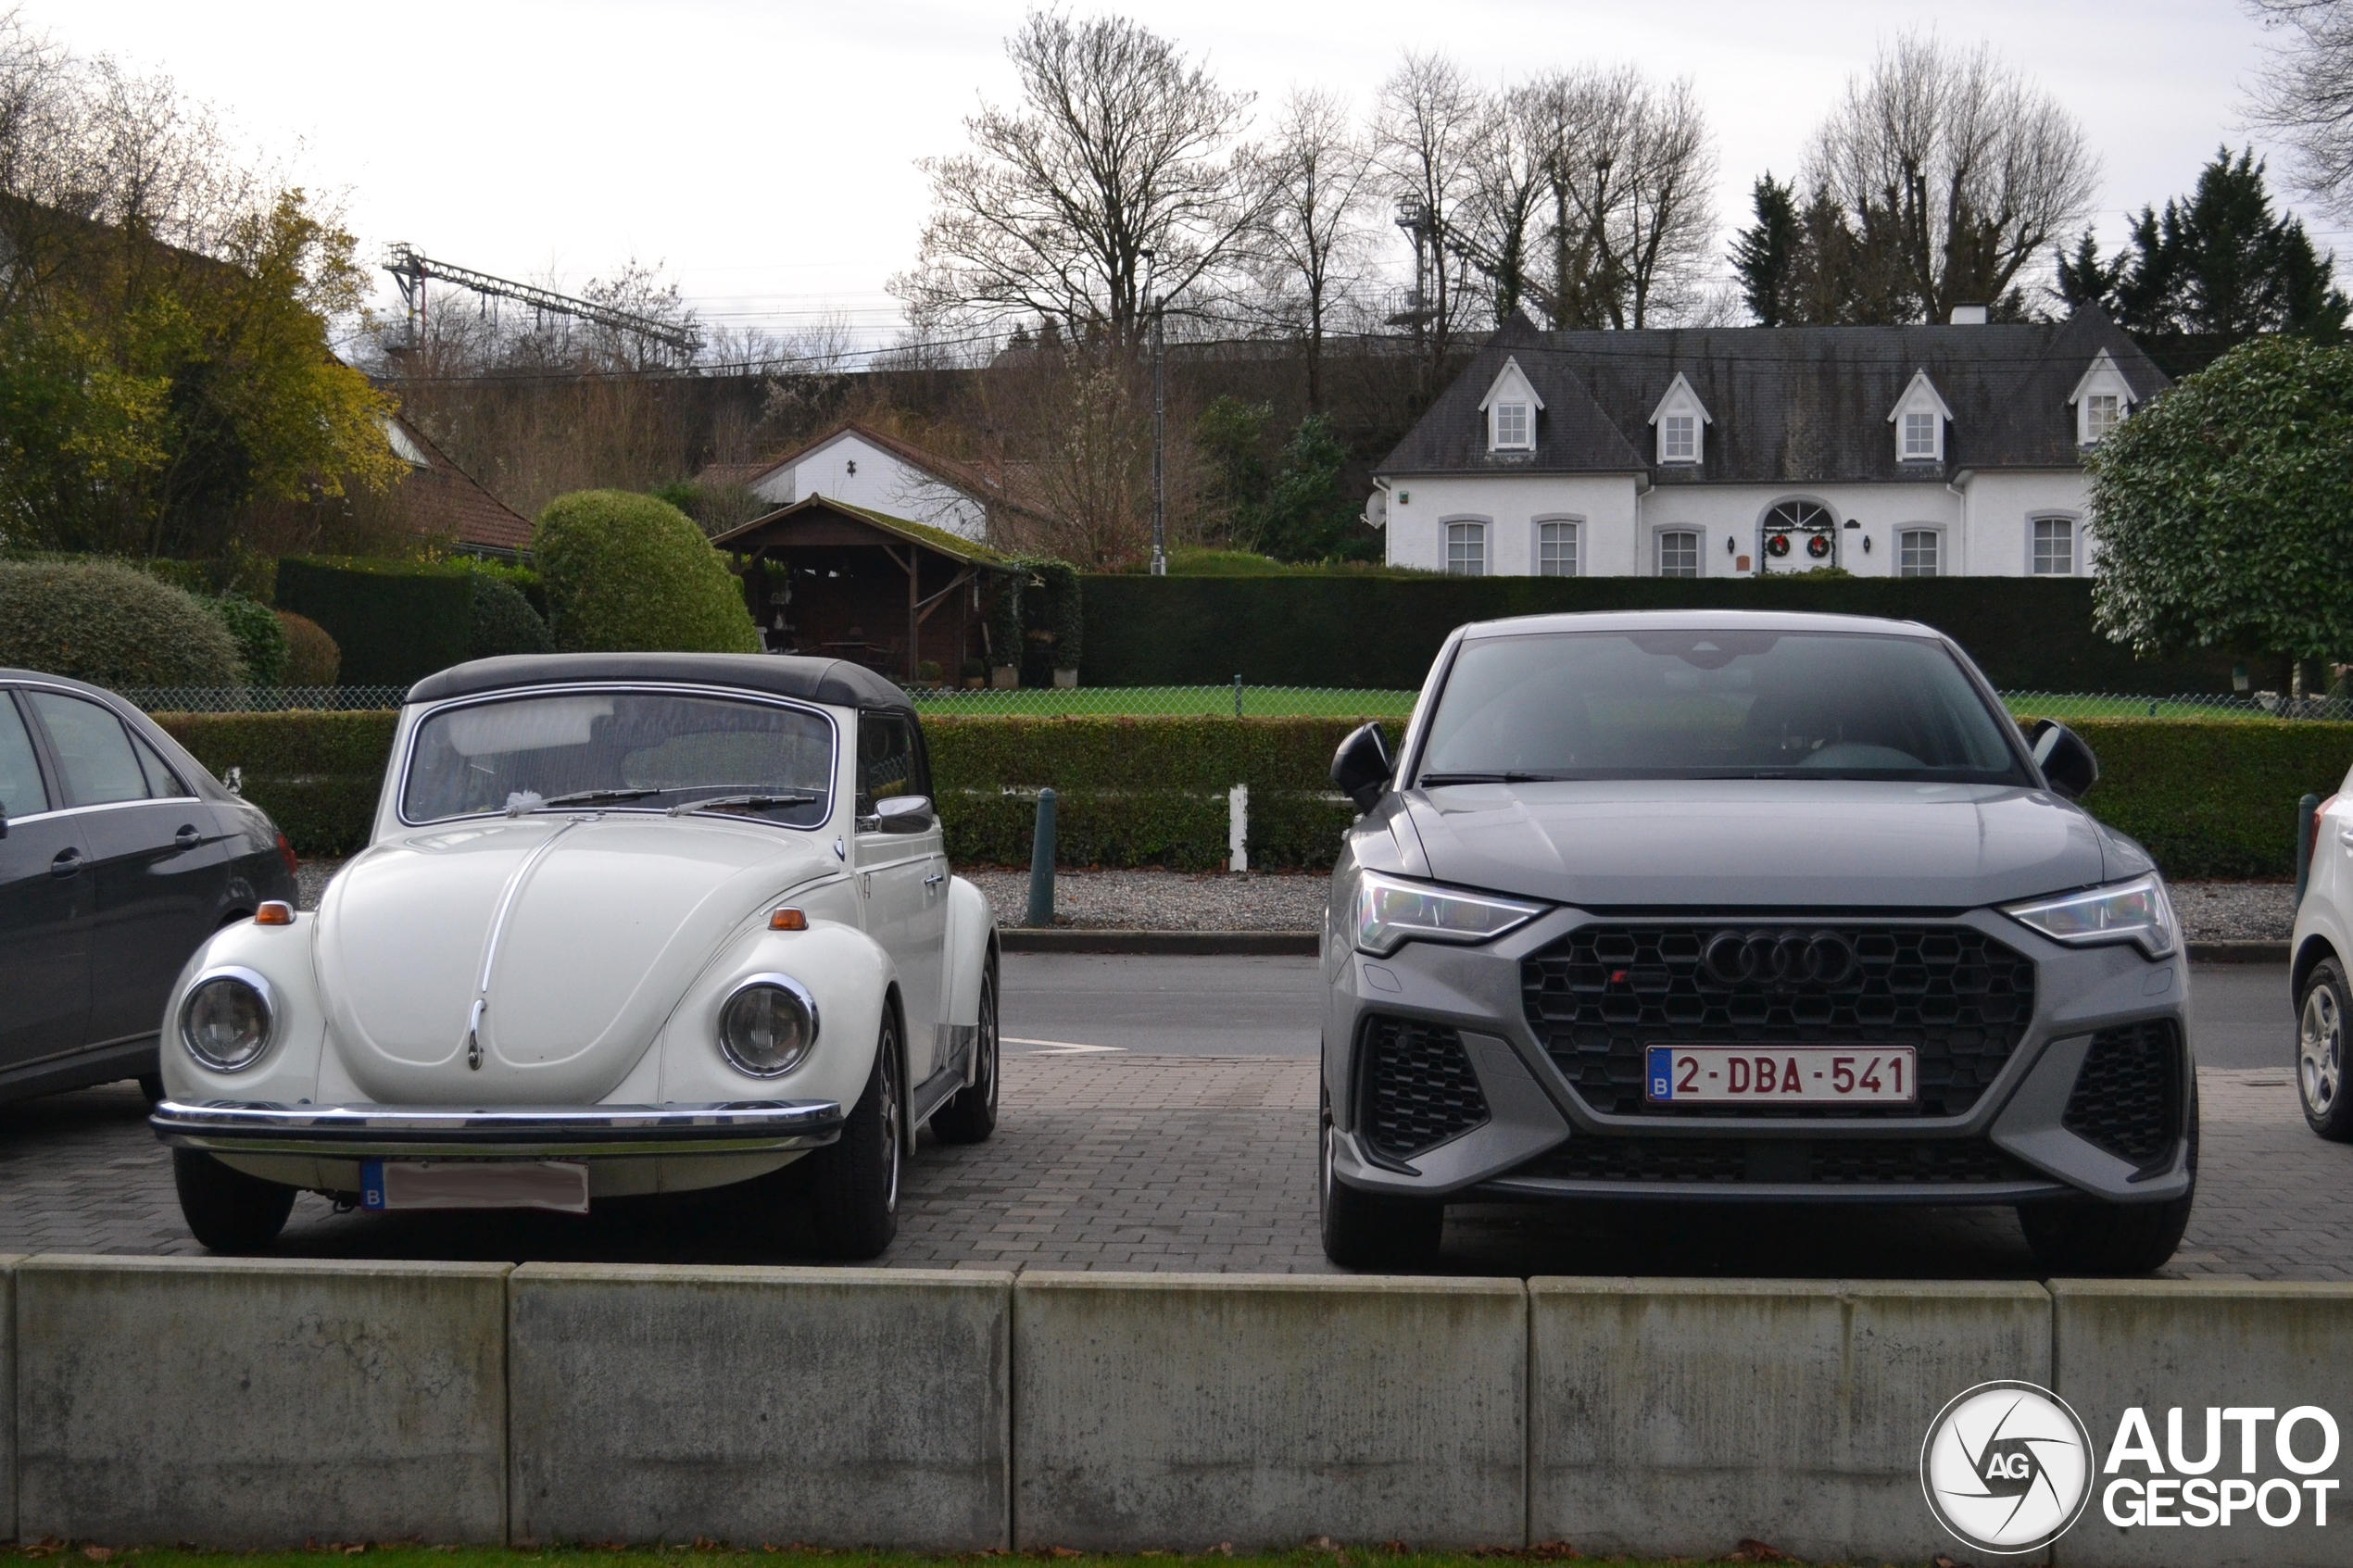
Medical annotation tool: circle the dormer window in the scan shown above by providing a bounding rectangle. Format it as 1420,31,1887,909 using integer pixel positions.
1493,401,1531,449
1647,372,1711,467
2070,349,2137,445
1888,370,1952,465
1478,356,1544,455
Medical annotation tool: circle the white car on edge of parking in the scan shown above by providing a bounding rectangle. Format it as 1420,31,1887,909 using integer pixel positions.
150,653,1000,1258
2294,771,2353,1141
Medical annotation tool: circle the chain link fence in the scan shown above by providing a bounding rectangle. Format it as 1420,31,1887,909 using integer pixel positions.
108,683,2353,723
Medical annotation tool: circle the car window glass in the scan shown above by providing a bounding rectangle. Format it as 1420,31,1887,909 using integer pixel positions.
1417,631,2027,784
403,691,834,826
0,696,49,816
858,712,921,815
132,731,190,797
29,691,151,806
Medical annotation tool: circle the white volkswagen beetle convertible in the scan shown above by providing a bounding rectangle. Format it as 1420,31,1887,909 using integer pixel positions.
150,653,1000,1259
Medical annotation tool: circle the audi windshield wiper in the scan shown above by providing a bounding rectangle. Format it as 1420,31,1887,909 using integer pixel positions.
668,792,819,817
1418,771,1573,785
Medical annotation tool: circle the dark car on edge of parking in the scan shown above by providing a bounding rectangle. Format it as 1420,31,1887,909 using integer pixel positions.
1319,611,2196,1276
0,669,299,1105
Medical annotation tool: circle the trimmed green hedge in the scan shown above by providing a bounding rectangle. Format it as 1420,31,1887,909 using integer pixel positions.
274,558,475,687
535,490,761,654
1078,576,2256,694
0,560,247,686
149,709,2353,878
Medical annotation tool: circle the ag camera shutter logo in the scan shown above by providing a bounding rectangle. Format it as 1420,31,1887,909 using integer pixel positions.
1920,1381,2095,1554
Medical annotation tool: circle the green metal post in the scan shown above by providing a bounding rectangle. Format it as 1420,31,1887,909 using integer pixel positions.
1026,787,1058,927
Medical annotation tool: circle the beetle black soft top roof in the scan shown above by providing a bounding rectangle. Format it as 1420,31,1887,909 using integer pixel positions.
405,653,916,712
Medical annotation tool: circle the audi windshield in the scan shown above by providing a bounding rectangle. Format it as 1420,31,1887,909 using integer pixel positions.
403,689,836,826
1416,629,2032,785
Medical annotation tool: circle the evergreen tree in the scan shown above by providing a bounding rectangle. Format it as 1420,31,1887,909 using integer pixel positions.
1730,175,1801,327
1257,415,1370,561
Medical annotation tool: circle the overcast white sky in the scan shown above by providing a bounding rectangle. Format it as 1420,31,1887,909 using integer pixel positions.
34,0,2341,353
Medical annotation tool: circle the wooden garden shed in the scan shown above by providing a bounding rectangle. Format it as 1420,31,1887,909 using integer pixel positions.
711,496,1014,683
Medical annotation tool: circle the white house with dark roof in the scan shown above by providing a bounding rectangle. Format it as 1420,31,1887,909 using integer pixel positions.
698,420,1052,546
1369,307,2166,579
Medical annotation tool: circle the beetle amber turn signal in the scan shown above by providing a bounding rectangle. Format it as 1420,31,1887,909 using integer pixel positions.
255,901,295,926
769,908,808,931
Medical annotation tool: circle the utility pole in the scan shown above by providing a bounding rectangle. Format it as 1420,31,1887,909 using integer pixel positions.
1146,252,1166,577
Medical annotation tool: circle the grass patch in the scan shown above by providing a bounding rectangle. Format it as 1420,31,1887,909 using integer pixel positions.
0,1548,1921,1568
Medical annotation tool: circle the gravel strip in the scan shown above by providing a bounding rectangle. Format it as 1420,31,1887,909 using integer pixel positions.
965,868,1327,931
295,858,345,911
2171,881,2294,943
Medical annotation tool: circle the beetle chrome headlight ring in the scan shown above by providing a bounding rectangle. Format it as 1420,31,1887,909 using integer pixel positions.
179,966,279,1073
716,972,822,1078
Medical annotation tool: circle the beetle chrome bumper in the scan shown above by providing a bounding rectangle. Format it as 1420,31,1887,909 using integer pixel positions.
151,1098,845,1159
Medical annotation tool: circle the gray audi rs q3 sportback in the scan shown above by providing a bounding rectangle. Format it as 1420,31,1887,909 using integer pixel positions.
1319,611,2193,1274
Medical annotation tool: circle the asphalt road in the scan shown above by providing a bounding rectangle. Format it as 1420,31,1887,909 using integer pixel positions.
1002,953,2296,1069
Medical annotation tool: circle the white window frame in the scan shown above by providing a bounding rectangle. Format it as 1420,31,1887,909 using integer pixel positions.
1895,526,1944,579
1647,371,1712,467
1661,413,1697,462
1444,518,1490,577
1654,527,1703,580
1534,517,1579,578
2083,393,2121,444
2070,349,2138,445
2029,514,2078,577
1491,401,1532,451
1478,357,1544,454
1901,411,1938,460
1887,370,1952,465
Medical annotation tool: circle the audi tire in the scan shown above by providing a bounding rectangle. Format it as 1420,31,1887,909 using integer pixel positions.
1318,1094,1442,1271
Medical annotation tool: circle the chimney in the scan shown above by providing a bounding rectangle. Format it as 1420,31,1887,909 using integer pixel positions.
1948,303,1989,325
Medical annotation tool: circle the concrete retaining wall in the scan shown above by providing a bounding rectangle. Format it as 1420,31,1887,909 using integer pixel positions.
6,1256,2353,1565
1013,1273,1524,1549
508,1264,1010,1549
1530,1278,2051,1562
14,1255,509,1547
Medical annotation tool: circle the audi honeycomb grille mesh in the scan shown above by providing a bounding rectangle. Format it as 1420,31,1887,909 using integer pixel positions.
1359,1016,1491,1160
2062,1020,2183,1169
1521,924,2037,1117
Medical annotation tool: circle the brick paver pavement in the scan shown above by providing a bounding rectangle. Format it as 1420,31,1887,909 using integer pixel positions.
0,1061,2336,1278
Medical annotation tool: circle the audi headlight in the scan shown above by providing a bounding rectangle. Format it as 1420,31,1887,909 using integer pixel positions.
180,970,275,1072
1353,869,1545,958
718,974,819,1076
2001,873,2179,960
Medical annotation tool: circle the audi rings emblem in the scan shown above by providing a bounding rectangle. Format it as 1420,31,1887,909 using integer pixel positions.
1703,930,1856,985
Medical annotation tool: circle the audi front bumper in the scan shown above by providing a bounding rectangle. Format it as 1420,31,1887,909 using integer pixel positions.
151,1098,845,1160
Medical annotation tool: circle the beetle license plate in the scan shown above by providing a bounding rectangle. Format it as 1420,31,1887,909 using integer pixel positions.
359,1160,591,1213
1645,1046,1917,1105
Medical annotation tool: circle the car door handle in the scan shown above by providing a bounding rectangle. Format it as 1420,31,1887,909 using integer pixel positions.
2338,828,2353,847
174,824,202,848
51,847,82,878
923,872,946,889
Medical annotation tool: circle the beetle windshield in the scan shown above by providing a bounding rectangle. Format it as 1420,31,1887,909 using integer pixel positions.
1416,630,2031,784
403,691,835,825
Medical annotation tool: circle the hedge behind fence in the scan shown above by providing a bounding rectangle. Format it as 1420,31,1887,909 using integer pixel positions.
1077,575,2256,695
274,558,475,687
150,709,2353,879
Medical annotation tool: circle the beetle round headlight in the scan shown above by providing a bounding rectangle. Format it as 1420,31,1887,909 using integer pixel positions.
718,975,819,1077
180,970,274,1072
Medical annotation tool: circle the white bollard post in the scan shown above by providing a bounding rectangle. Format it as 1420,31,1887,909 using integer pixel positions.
1227,784,1249,873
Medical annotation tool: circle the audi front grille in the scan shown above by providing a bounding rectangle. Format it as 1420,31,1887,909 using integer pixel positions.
1358,1015,1491,1160
1521,923,2037,1118
2063,1020,2183,1172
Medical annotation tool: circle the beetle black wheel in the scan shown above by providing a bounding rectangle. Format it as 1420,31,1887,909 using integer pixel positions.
811,1013,902,1260
931,961,1000,1145
172,1149,296,1253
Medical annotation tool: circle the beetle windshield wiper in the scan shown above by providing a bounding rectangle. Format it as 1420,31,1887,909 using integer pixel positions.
667,792,819,817
527,787,664,811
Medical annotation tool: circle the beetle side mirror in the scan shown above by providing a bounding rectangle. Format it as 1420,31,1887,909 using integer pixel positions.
2029,719,2099,800
1330,722,1393,812
874,794,937,833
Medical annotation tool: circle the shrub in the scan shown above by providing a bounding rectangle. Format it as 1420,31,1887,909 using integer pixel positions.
199,594,290,686
0,560,245,686
469,572,554,659
989,557,1085,683
275,611,340,686
2041,717,2353,879
157,709,399,856
535,490,761,653
275,557,475,685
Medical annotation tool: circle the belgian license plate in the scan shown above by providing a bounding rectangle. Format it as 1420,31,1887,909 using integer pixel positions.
1646,1046,1917,1105
359,1160,591,1213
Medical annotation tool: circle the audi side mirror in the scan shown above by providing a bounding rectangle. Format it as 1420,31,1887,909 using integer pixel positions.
2029,720,2099,800
875,794,937,833
1331,722,1393,812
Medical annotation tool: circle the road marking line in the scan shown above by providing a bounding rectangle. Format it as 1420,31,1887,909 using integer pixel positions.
1003,1036,1127,1054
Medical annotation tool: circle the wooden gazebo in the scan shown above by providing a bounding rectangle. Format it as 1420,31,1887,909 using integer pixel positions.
711,497,1013,683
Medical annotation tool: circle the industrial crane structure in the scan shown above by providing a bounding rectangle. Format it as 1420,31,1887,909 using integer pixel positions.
383,245,702,359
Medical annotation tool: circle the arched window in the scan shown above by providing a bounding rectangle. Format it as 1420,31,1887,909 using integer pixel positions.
1765,500,1833,532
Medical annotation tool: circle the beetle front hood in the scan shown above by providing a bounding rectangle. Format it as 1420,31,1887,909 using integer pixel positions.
1403,780,2108,909
315,814,831,1104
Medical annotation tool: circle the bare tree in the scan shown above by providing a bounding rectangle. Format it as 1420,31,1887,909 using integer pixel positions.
2248,0,2353,219
1249,88,1375,408
1805,33,2097,321
892,9,1263,359
1375,51,1486,370
1461,82,1552,324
